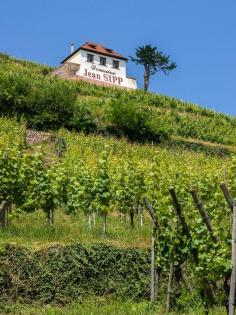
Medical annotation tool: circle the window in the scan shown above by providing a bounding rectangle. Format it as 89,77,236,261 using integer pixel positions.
87,53,94,63
113,60,119,69
100,57,106,66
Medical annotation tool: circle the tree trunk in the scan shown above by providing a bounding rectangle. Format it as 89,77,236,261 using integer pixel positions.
144,67,149,92
229,204,236,315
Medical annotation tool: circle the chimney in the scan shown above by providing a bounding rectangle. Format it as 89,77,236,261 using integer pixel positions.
70,43,75,54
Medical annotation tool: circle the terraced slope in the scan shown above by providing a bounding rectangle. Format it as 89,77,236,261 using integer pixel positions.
0,52,235,148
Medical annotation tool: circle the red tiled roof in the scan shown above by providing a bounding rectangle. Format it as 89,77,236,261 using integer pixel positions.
61,42,128,64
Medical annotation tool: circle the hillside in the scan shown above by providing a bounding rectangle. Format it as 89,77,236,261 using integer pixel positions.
0,126,229,249
0,117,232,314
0,53,236,150
0,54,235,314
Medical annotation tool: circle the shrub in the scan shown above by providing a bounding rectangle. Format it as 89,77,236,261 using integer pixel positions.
1,53,236,146
106,98,170,142
69,100,97,133
0,69,77,130
0,244,150,304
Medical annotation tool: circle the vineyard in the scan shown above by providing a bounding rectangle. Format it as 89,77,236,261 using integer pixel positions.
1,53,236,146
0,116,234,314
0,54,236,314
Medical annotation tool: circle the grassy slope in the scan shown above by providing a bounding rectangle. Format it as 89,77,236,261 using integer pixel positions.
0,300,225,315
1,52,236,148
0,54,235,314
0,127,229,250
1,55,234,248
0,208,152,249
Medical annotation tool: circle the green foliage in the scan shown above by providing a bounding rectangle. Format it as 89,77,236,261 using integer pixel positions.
69,100,97,132
0,55,235,310
1,53,236,145
92,150,111,214
130,44,177,91
0,148,63,219
0,56,77,129
0,122,233,310
54,136,67,158
0,299,157,315
0,300,226,315
72,86,236,145
113,160,145,216
0,244,150,304
55,129,235,309
106,97,170,142
66,161,94,215
0,116,26,150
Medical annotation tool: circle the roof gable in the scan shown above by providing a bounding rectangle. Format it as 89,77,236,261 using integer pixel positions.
61,42,128,64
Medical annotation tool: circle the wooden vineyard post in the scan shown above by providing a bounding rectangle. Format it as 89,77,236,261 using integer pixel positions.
0,201,9,228
221,183,234,212
143,197,158,302
191,190,219,243
151,228,156,302
169,188,198,264
229,204,236,315
169,188,215,311
229,203,236,314
221,183,236,314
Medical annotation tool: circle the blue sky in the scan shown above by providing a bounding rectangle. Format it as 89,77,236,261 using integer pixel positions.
0,0,235,115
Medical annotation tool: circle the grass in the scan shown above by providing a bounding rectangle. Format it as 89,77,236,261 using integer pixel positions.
0,209,152,249
0,299,226,315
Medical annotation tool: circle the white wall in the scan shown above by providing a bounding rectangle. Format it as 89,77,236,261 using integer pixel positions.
66,49,137,89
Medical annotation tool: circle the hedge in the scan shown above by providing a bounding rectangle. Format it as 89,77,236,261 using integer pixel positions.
0,244,150,304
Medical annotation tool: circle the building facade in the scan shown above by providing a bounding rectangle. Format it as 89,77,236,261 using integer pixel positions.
53,42,137,90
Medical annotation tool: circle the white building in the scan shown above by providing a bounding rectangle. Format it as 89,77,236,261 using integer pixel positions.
53,42,137,90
